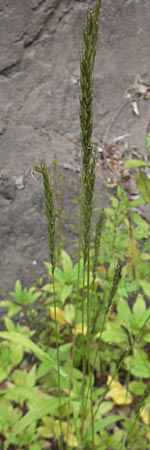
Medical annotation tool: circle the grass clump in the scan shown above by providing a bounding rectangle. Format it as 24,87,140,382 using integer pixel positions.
0,1,150,449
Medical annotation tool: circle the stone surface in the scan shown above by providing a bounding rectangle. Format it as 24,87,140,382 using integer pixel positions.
0,0,150,298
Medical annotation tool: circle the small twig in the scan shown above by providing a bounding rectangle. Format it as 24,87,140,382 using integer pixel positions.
102,98,129,146
25,166,40,184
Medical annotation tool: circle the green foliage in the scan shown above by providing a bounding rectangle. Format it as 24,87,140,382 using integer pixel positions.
125,125,150,202
1,182,150,449
0,1,150,449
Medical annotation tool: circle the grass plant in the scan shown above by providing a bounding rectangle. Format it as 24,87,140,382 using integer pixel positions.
0,1,150,449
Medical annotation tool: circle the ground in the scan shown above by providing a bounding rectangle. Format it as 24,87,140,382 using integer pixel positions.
0,0,150,299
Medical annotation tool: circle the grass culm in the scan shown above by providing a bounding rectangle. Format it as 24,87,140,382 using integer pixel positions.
0,1,150,449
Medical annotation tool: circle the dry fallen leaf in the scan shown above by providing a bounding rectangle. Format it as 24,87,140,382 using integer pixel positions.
140,407,150,425
50,306,66,325
106,375,133,405
74,323,87,336
140,407,150,441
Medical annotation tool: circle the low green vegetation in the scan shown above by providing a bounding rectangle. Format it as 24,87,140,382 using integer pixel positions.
0,1,150,449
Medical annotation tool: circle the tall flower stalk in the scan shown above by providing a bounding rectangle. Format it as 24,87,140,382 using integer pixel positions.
79,1,101,447
34,162,63,449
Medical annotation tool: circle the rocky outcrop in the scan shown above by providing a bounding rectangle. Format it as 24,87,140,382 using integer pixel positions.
0,0,61,73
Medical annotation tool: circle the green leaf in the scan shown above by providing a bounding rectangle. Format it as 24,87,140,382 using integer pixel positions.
132,294,146,318
143,331,150,343
72,258,84,282
101,322,128,345
3,387,37,403
12,369,26,386
136,170,150,202
54,267,65,282
4,317,15,331
83,415,125,443
125,348,150,378
30,445,41,450
132,212,149,231
131,295,150,330
61,250,73,273
10,281,41,305
0,332,67,378
129,381,146,396
117,299,132,326
0,300,21,317
140,280,150,297
94,401,113,419
5,397,72,448
125,159,150,169
64,304,75,324
26,365,36,388
11,343,24,366
60,284,73,303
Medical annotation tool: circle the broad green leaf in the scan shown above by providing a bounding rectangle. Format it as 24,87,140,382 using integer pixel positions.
94,401,113,419
64,304,75,324
11,343,23,366
136,170,150,202
12,369,26,386
129,381,146,396
2,386,37,403
132,294,146,318
36,359,56,381
30,445,41,450
13,280,22,296
37,416,55,438
83,415,125,443
60,421,78,448
72,258,84,281
125,348,150,378
140,280,150,297
0,300,21,317
125,159,150,169
101,322,127,345
26,365,36,388
54,267,65,281
5,396,71,448
4,317,15,331
143,331,150,343
131,295,150,330
60,284,73,303
61,250,73,273
10,281,41,305
0,332,67,378
117,299,132,326
42,283,53,293
132,212,149,230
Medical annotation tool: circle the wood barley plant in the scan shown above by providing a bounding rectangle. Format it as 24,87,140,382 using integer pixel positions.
0,1,150,449
34,1,123,448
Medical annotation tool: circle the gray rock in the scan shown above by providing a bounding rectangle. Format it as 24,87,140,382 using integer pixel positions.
1,0,150,300
0,0,61,72
15,175,25,190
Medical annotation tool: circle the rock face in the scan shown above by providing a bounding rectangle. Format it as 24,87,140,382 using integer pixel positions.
0,0,61,73
0,0,150,298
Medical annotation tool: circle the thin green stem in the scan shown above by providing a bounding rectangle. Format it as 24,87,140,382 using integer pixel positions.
87,249,95,450
52,272,63,450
